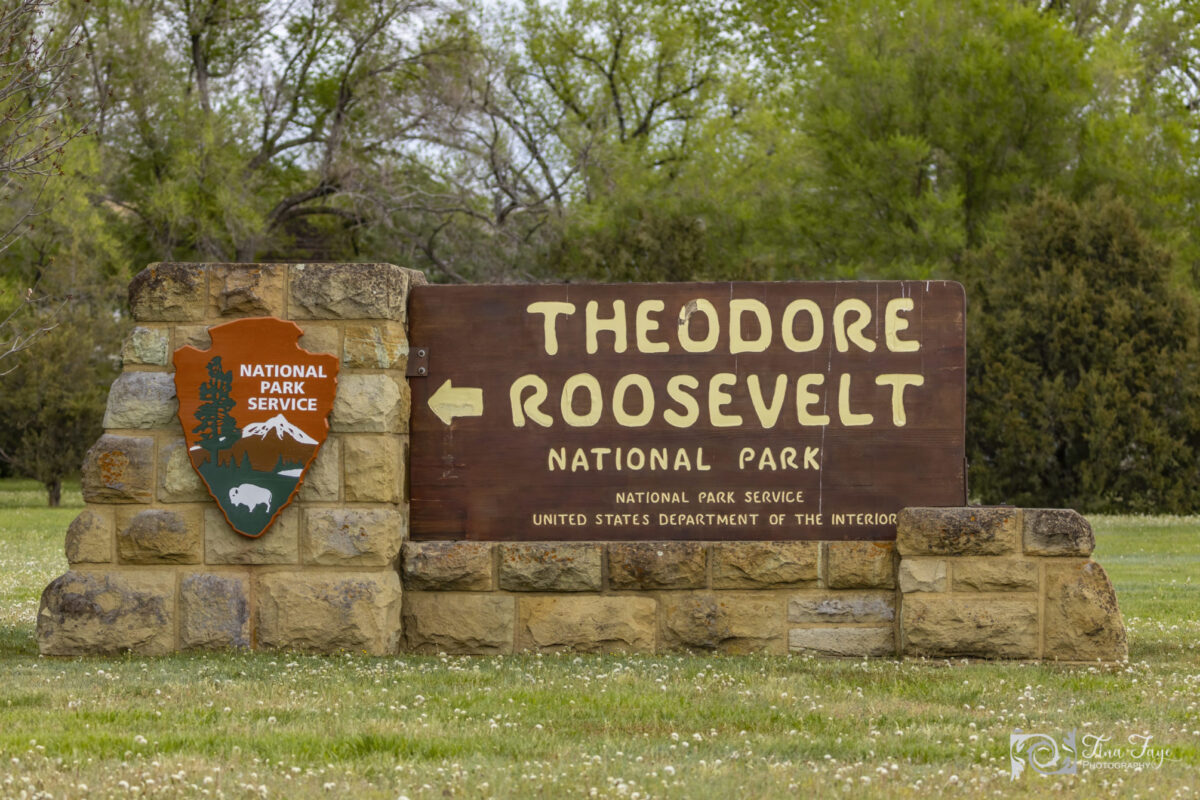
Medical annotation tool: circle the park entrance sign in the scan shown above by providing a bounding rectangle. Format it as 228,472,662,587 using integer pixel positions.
173,317,339,538
39,263,1128,661
409,281,967,541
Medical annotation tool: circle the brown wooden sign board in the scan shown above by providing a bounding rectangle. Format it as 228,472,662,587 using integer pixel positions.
408,282,966,541
174,317,339,538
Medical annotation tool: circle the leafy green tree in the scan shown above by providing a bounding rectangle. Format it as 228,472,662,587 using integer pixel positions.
395,0,730,282
1046,0,1200,280
73,0,464,263
0,304,120,505
775,0,1091,277
966,192,1200,512
0,133,128,492
0,0,91,372
0,0,88,247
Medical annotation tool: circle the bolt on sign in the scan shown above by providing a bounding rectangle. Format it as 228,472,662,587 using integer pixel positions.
173,317,339,537
408,281,966,542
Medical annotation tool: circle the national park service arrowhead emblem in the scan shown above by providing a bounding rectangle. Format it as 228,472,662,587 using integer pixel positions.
173,317,339,538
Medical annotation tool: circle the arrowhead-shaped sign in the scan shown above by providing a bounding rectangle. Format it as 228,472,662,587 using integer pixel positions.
428,379,483,426
173,317,339,538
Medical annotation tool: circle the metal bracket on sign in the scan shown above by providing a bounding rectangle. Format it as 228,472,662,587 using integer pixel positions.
407,345,430,377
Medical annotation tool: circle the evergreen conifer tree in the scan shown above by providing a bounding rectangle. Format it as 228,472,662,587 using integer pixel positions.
965,193,1200,512
193,357,239,456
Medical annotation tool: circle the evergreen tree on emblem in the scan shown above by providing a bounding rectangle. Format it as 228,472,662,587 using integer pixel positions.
193,356,240,456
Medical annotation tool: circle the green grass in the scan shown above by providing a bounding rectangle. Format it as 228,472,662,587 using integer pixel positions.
0,477,1196,799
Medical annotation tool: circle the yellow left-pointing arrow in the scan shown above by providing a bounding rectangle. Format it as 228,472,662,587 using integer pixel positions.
428,379,484,426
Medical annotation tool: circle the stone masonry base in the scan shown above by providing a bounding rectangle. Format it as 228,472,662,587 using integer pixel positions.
402,539,895,656
40,505,1127,660
399,507,1126,661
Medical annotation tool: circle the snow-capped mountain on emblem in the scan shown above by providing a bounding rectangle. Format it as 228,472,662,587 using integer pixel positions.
223,413,319,473
242,414,319,445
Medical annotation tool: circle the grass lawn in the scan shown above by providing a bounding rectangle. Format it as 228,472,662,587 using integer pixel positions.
0,477,1196,799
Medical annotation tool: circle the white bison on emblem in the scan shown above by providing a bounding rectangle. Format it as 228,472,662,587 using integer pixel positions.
229,484,272,513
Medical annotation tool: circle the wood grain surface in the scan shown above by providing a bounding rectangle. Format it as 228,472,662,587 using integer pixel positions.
408,282,965,541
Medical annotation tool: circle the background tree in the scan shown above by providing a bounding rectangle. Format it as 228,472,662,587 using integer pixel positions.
74,0,464,263
0,0,90,373
0,303,120,505
0,136,129,484
373,0,731,282
0,0,88,248
759,0,1092,277
965,192,1200,512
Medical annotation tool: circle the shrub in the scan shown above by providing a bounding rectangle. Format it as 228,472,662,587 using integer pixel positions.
965,192,1200,512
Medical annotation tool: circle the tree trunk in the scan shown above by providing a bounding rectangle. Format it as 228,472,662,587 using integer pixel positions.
47,478,61,508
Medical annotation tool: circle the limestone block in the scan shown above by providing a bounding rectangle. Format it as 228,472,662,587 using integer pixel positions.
660,592,785,653
608,542,707,590
289,263,424,322
121,326,169,367
255,570,402,654
102,372,178,430
299,436,340,502
298,323,341,358
102,371,178,430
518,596,656,653
788,627,895,657
499,543,602,592
179,572,250,649
209,263,286,317
175,325,211,350
711,541,819,588
159,437,210,503
952,558,1038,592
403,592,514,654
827,541,895,589
37,570,176,655
1043,560,1127,661
788,590,895,623
343,322,409,369
82,435,156,504
897,507,1019,556
902,595,1037,659
342,435,401,503
65,507,113,564
898,558,947,593
82,435,155,504
1024,509,1095,557
303,508,403,566
402,541,494,590
129,263,207,322
117,507,202,564
332,374,407,433
205,507,299,565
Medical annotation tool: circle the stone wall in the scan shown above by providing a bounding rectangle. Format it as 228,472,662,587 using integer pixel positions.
401,510,1127,661
897,507,1127,661
37,262,1128,662
38,262,422,656
402,540,898,655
